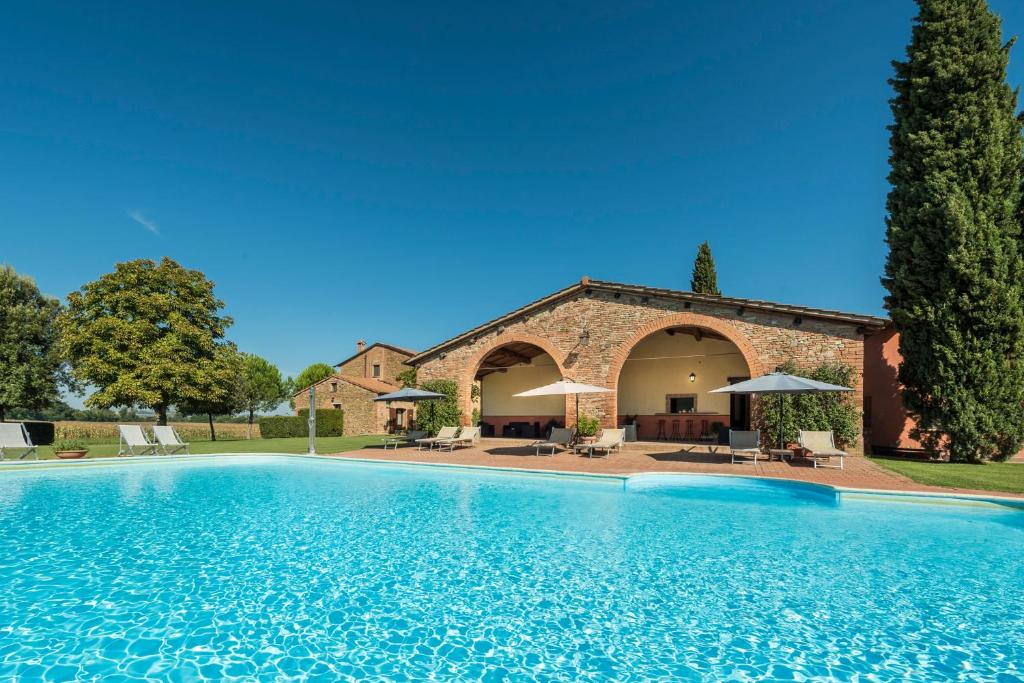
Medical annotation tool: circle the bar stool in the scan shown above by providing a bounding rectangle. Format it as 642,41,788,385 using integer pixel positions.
656,419,667,440
684,419,695,440
670,420,681,441
700,419,710,441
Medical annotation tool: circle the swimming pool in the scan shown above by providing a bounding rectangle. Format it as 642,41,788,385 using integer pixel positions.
0,456,1022,681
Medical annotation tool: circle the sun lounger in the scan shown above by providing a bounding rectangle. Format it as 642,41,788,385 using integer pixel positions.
117,424,159,456
153,425,190,455
530,427,576,456
436,426,480,452
799,430,846,470
383,430,428,450
0,423,38,460
415,426,460,451
729,430,762,465
575,428,625,458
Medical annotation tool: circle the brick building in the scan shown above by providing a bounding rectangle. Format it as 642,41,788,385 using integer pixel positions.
406,278,904,454
293,341,417,436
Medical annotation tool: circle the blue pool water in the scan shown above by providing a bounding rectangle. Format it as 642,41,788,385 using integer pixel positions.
1,457,1023,682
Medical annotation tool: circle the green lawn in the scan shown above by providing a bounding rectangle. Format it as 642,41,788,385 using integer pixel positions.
871,457,1024,494
27,435,385,460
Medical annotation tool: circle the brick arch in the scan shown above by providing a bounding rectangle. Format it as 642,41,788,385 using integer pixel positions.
603,312,764,426
459,333,570,426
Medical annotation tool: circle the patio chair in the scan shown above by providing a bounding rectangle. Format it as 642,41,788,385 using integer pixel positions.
117,425,159,456
530,426,576,456
0,423,38,461
798,430,846,470
153,425,190,455
382,430,428,451
436,426,481,452
729,430,761,465
576,429,625,458
415,426,460,451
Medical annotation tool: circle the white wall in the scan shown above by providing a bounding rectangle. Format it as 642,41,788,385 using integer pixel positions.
617,332,748,414
481,357,564,416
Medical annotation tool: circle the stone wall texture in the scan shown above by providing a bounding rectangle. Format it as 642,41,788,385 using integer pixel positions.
293,374,392,436
414,288,867,452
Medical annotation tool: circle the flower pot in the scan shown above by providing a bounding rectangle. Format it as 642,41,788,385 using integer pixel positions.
55,450,88,459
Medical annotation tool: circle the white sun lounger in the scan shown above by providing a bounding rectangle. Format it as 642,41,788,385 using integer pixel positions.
0,423,38,460
382,430,428,450
117,424,159,456
729,430,762,465
576,429,625,458
153,425,190,455
530,427,576,456
799,431,846,470
415,426,460,451
435,426,480,452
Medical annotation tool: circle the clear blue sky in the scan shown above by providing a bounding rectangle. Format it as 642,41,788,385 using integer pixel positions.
4,1,1024,383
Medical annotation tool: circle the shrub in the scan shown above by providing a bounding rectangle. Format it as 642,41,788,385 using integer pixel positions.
298,409,344,437
53,439,87,452
20,421,55,446
753,361,860,448
577,414,600,437
259,410,344,439
415,379,462,435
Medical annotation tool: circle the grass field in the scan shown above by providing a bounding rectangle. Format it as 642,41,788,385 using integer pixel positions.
18,435,385,460
871,457,1024,494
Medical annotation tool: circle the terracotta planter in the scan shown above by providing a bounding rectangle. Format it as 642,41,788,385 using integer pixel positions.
54,450,88,459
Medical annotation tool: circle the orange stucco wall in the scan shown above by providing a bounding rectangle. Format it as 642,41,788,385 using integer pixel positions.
863,328,922,453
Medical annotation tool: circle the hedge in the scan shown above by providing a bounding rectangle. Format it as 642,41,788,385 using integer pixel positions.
258,410,344,439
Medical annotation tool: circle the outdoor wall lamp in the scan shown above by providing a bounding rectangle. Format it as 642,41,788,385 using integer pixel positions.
689,372,696,383
578,328,590,346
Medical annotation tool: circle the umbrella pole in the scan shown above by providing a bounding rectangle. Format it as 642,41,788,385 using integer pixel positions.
575,393,579,428
778,394,784,450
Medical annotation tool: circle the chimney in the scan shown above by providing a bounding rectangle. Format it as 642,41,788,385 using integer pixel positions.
356,340,366,353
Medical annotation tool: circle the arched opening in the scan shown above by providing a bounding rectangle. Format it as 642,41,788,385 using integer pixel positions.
616,326,752,442
475,342,566,439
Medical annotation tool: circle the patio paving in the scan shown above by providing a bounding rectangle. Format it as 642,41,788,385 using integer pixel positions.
327,438,1024,499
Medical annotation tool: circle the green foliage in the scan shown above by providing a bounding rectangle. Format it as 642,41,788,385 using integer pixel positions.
883,1,1024,462
298,408,344,437
689,241,721,295
260,409,343,438
415,379,461,435
58,257,232,425
576,414,600,437
53,439,87,452
753,362,860,449
176,345,244,440
471,408,481,426
396,368,417,388
0,265,70,421
238,353,289,434
293,363,335,392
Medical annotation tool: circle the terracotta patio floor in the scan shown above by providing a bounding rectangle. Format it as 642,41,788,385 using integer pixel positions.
327,439,1023,499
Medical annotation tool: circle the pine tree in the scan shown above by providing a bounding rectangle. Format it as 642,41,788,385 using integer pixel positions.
883,0,1024,461
690,241,721,295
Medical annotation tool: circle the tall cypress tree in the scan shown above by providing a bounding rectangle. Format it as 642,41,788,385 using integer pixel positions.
883,0,1024,461
690,241,721,295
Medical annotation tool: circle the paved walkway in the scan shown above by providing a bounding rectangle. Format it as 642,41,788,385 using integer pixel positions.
328,440,1023,499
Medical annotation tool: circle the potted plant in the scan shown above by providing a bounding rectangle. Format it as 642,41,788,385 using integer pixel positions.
576,414,601,443
53,439,89,459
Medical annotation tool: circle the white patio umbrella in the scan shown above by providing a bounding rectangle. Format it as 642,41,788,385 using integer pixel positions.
709,372,852,449
513,379,613,427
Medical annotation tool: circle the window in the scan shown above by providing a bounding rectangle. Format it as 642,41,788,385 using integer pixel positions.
396,408,405,427
330,381,337,393
666,394,697,414
372,362,381,378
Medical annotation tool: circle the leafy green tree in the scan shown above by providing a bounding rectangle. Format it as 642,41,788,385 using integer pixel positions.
396,368,417,388
415,378,462,435
176,345,243,441
753,361,860,449
293,363,335,392
690,241,721,295
0,265,71,421
58,257,233,425
883,0,1024,461
238,353,289,438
